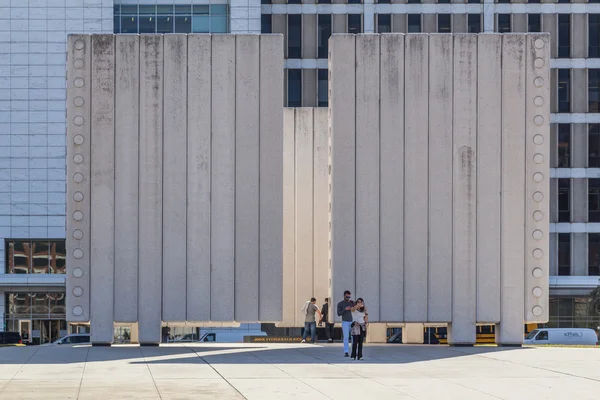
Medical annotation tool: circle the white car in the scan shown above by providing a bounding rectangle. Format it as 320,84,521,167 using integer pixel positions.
46,333,91,346
524,328,598,346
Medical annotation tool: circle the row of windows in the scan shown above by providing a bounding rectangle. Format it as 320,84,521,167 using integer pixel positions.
556,124,600,168
5,240,66,274
113,4,228,34
557,233,600,276
262,0,591,3
555,178,600,223
288,69,329,107
5,293,66,317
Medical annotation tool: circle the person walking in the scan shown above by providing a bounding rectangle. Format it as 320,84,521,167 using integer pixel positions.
301,298,321,343
337,290,354,357
320,298,335,343
350,298,368,360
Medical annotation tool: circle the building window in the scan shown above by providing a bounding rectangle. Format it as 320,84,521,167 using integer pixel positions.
261,15,272,34
378,0,391,3
590,124,600,168
318,69,328,107
318,0,332,3
558,69,570,113
468,14,481,33
113,4,228,34
288,15,302,58
348,0,361,3
558,124,571,168
262,0,271,4
438,14,451,33
5,240,66,274
589,235,600,276
590,179,600,222
528,0,541,3
498,14,511,33
407,0,421,3
497,0,510,3
557,0,569,3
528,14,541,33
288,69,302,107
590,15,600,58
318,14,332,59
467,0,480,3
408,14,421,33
558,14,570,58
377,14,392,34
590,70,600,113
348,14,362,34
558,233,571,276
558,178,570,223
438,0,450,3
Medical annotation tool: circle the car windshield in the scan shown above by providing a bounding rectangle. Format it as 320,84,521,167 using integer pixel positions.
525,330,539,340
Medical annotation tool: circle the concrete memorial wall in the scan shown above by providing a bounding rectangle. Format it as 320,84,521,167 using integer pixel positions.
66,34,284,344
328,33,550,345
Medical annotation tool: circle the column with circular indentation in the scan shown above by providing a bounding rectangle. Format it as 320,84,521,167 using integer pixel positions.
525,34,550,324
66,35,91,323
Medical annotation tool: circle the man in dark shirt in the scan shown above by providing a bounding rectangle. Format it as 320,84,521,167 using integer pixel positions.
337,290,354,357
320,298,334,343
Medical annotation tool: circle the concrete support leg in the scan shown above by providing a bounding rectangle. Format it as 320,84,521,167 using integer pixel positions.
495,323,524,347
130,323,139,344
366,323,387,343
447,323,475,347
402,323,424,344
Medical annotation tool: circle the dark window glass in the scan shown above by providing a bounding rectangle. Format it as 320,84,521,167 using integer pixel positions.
558,233,571,276
121,16,138,33
498,14,511,33
558,14,570,58
288,15,302,58
288,69,302,107
591,0,600,3
497,0,510,3
52,241,66,274
114,5,120,14
558,178,570,223
348,14,362,34
318,0,332,3
113,16,120,33
589,69,600,112
536,331,548,340
32,242,49,274
438,0,450,3
378,0,391,3
589,234,600,276
407,0,420,3
558,69,570,113
590,124,600,168
557,0,569,2
262,0,272,4
288,0,301,3
138,16,155,33
157,16,173,33
438,14,451,33
121,5,137,13
528,0,541,3
261,14,272,33
528,14,541,33
7,241,31,274
377,14,391,33
175,16,191,33
558,124,571,168
318,14,332,59
157,5,173,14
48,293,65,315
590,15,600,58
174,5,191,14
408,14,421,33
193,5,209,15
468,14,481,33
348,0,361,3
318,69,328,107
138,5,156,15
590,179,600,222
467,0,480,3
5,240,66,274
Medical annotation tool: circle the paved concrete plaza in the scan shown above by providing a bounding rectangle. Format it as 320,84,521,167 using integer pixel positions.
1,343,599,399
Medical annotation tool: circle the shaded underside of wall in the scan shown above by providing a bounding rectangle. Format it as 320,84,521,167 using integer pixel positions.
66,34,284,344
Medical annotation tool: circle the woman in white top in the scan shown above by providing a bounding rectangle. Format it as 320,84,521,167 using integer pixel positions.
350,298,368,360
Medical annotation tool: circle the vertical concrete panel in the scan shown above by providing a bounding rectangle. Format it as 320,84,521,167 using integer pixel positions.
66,35,91,323
512,14,527,33
449,35,477,345
525,34,550,324
572,233,587,276
302,69,317,107
572,124,587,168
572,69,587,113
497,34,526,345
303,14,317,59
90,35,115,344
235,35,260,322
392,15,406,33
162,35,188,322
541,14,557,59
332,15,347,34
211,35,236,321
138,35,163,344
281,108,296,326
187,36,212,323
549,124,558,169
380,34,404,322
329,35,356,320
259,34,284,321
404,34,428,322
549,233,558,276
476,34,502,324
355,35,380,321
114,35,139,323
295,108,314,326
313,108,330,309
428,34,453,323
572,179,587,223
571,14,586,58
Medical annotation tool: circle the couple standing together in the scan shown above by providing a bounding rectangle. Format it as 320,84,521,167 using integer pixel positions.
337,290,368,360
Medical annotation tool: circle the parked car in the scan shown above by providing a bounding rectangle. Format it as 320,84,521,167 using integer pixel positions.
0,332,23,345
524,328,598,346
46,333,91,346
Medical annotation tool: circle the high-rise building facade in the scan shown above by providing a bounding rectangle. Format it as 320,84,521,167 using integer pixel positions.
0,0,598,342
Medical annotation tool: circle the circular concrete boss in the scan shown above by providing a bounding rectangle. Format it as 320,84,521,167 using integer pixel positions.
73,287,83,297
532,268,543,278
73,306,83,316
533,135,544,145
532,230,543,240
532,306,543,317
73,267,84,278
533,192,544,202
73,248,83,259
73,229,84,240
532,287,543,298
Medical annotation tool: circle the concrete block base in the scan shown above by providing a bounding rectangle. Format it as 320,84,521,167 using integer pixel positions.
447,323,476,346
366,323,387,343
402,323,424,344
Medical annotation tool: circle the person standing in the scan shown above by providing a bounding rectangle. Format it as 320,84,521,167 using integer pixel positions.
320,298,335,343
337,290,354,357
301,298,321,343
350,298,368,360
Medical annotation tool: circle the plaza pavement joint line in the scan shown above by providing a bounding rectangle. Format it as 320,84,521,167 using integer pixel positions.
187,345,248,399
139,346,165,400
75,346,91,400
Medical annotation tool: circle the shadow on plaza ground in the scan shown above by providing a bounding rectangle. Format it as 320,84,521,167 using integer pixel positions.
0,343,531,365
